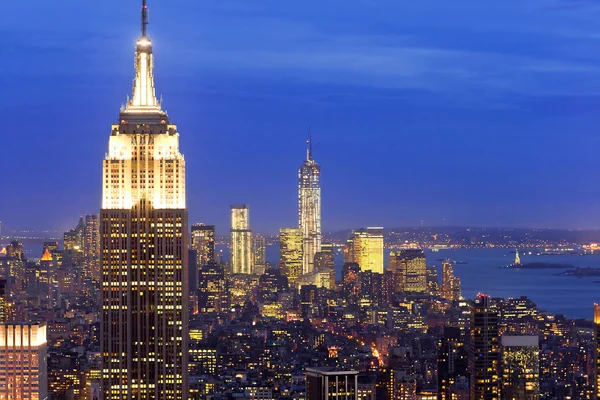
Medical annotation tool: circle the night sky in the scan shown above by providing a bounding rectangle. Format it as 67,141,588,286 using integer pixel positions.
2,0,600,235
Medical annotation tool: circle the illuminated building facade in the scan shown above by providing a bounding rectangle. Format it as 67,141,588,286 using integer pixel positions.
388,249,427,294
350,228,384,274
441,260,461,301
314,243,336,289
198,264,227,314
254,235,266,275
501,335,539,400
39,248,56,306
279,228,303,287
0,323,48,400
471,294,500,400
100,3,188,398
84,214,100,282
438,327,469,400
191,223,215,266
230,205,253,274
305,367,358,400
299,135,321,275
64,217,85,251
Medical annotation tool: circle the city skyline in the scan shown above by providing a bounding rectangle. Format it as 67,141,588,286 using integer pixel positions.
3,1,600,233
3,2,600,399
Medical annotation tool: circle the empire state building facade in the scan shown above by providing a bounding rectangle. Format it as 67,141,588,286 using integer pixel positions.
299,135,322,275
101,2,188,399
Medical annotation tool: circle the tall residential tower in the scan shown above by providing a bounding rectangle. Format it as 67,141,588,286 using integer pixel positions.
299,133,321,275
100,2,188,398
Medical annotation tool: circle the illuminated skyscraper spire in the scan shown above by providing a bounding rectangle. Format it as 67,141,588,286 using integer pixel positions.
101,1,188,398
124,0,160,112
299,129,322,275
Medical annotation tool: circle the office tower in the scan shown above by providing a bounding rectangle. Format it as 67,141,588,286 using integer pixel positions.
39,248,56,306
0,279,5,322
100,2,188,398
191,224,216,266
314,243,335,289
306,367,358,400
438,327,470,400
594,304,600,399
471,294,500,400
350,227,384,273
230,205,253,274
258,267,289,302
388,249,427,294
279,228,303,287
254,235,266,275
299,134,322,275
197,264,227,314
300,284,318,318
441,260,461,301
0,322,48,400
64,217,85,251
501,335,539,400
84,214,100,282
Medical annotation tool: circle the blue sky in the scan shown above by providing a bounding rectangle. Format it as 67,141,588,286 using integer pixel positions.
2,0,600,234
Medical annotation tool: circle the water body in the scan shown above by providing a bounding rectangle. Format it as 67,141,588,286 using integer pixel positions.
427,248,600,320
262,245,599,320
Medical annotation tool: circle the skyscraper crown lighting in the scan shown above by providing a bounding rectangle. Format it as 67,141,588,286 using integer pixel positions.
100,2,188,398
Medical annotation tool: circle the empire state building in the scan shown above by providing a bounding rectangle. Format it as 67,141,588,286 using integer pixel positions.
100,2,188,399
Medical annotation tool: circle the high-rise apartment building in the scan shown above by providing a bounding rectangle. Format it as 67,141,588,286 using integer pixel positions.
350,228,384,274
501,335,539,400
230,205,253,274
471,294,500,400
84,214,100,282
279,228,303,287
441,260,461,301
191,224,216,267
254,235,266,275
306,367,358,400
100,2,188,398
0,322,48,400
299,135,321,275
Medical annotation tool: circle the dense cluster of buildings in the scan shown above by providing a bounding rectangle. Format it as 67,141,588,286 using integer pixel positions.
2,2,600,400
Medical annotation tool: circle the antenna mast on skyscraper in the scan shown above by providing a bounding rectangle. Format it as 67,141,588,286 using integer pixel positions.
141,0,149,37
306,126,313,161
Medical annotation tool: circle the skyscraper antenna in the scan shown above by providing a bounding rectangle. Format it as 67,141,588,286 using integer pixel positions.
141,0,149,37
306,126,313,161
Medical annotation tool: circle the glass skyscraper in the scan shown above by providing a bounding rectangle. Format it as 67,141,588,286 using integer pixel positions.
299,135,321,275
